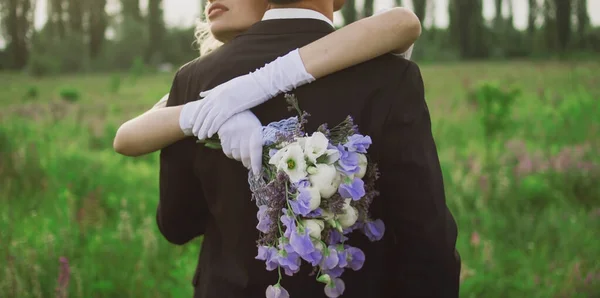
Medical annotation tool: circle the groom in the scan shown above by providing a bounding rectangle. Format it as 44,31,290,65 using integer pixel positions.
158,0,460,297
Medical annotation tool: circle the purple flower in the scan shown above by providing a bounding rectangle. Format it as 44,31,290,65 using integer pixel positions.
290,226,315,257
256,205,272,233
303,248,323,266
335,145,360,175
320,246,340,270
324,277,345,298
277,251,302,276
306,208,323,218
345,246,365,271
343,222,362,235
344,134,372,153
266,284,290,298
324,266,345,278
327,230,348,245
280,210,296,238
278,237,295,254
338,178,365,201
336,248,348,268
294,179,310,189
362,219,385,241
257,245,301,275
289,188,312,216
256,246,279,271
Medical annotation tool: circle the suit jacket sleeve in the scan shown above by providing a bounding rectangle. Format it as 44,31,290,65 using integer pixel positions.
376,61,457,296
157,69,209,245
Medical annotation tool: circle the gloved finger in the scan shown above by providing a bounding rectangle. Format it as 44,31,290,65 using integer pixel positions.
231,147,241,161
249,128,263,176
192,100,212,138
207,113,228,138
199,87,215,98
240,138,251,169
196,101,219,140
220,137,233,159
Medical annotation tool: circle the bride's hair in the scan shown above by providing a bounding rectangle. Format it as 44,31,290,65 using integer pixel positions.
194,18,223,56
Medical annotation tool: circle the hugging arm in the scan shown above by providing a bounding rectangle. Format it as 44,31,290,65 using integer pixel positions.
377,62,457,296
113,99,186,156
300,7,421,78
156,70,209,245
192,7,422,139
112,7,421,163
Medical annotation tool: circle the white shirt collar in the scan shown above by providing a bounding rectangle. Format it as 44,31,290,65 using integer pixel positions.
262,8,334,28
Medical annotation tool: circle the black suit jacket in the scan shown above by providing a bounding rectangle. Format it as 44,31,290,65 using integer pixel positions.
158,19,459,298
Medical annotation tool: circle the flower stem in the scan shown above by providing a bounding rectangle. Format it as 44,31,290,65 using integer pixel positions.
284,182,302,227
277,266,283,284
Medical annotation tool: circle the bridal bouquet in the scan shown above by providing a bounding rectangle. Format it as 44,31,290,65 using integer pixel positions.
247,95,385,298
200,94,385,297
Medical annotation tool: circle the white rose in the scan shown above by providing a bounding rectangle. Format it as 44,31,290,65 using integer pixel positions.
268,143,307,183
304,187,321,211
356,153,368,179
302,219,325,239
321,209,335,221
324,148,340,164
314,240,325,251
304,132,329,164
296,137,307,150
337,199,358,228
309,164,341,199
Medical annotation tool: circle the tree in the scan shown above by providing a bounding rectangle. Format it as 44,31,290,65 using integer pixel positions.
121,0,141,22
554,0,572,52
68,0,83,33
3,0,35,69
494,0,503,27
88,0,107,58
341,0,356,25
575,0,589,48
46,0,66,39
413,0,427,25
363,0,374,18
453,0,487,58
147,0,165,63
527,0,537,37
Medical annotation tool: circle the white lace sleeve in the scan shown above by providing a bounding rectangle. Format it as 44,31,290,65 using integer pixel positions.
392,44,414,60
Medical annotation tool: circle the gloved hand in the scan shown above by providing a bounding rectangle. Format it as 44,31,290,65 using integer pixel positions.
179,99,204,136
217,110,264,175
191,48,315,140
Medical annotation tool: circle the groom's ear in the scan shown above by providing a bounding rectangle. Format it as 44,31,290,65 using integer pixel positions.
333,0,346,12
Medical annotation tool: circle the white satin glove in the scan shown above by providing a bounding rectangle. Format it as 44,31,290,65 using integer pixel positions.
191,48,315,140
217,110,264,175
179,100,204,136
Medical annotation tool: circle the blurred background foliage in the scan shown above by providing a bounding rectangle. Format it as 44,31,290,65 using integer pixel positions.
0,0,599,297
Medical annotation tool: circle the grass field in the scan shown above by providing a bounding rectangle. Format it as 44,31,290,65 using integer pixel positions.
1,61,599,298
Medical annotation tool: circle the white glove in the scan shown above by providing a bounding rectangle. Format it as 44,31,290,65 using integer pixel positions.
179,100,204,136
217,110,264,175
192,48,315,140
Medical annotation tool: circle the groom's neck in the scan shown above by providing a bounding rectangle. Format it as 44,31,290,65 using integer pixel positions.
269,1,334,21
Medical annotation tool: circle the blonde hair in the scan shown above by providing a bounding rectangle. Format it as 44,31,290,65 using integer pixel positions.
194,18,223,56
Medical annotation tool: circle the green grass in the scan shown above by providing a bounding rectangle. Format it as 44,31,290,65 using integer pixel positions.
1,61,599,298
